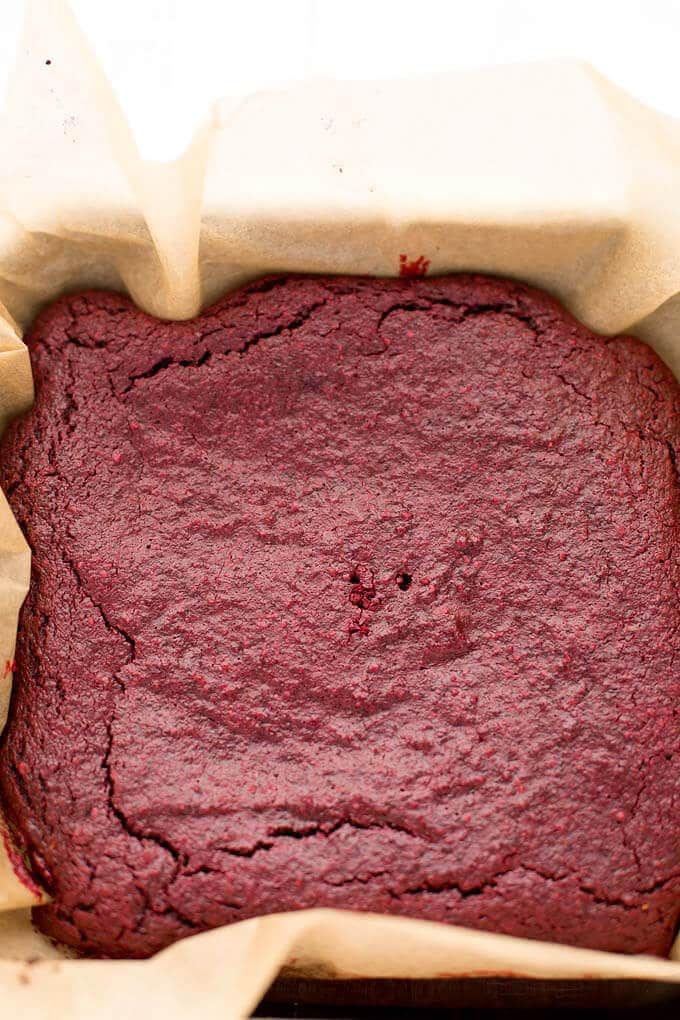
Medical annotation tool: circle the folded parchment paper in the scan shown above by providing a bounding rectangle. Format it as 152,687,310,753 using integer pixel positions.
0,1,678,1016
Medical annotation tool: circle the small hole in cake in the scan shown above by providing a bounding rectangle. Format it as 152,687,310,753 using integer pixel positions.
396,572,412,591
348,570,360,584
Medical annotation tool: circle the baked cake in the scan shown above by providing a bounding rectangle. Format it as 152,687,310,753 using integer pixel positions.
0,274,678,958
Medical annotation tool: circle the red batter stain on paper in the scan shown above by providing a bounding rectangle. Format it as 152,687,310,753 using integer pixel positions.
398,253,430,277
3,659,15,678
1,822,43,898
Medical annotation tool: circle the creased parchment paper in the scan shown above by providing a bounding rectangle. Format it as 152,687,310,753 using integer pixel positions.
0,0,678,1016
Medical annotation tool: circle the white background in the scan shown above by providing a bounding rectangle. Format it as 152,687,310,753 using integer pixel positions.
0,0,679,160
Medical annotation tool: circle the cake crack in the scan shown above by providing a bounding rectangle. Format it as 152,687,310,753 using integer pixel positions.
122,298,329,394
59,544,136,663
520,863,680,912
210,816,423,862
58,543,190,880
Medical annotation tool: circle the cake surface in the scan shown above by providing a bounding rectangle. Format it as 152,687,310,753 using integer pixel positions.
0,274,679,959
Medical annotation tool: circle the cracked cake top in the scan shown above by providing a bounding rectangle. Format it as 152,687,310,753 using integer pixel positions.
0,274,678,958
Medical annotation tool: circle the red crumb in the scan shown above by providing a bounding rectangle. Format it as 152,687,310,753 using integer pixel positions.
398,254,431,278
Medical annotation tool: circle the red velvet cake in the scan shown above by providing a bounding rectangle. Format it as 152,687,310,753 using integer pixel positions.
0,274,678,959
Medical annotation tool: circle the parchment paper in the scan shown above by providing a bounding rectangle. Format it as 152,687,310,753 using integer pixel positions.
0,1,678,1016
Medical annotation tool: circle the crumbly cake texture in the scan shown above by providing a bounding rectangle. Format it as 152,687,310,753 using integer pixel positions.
0,274,678,960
